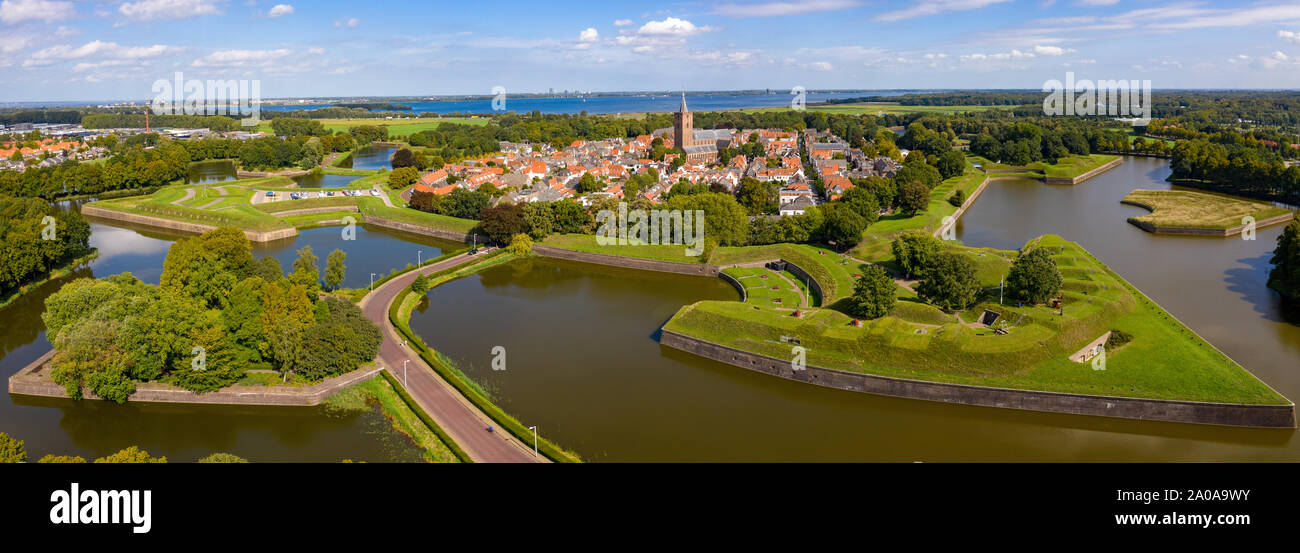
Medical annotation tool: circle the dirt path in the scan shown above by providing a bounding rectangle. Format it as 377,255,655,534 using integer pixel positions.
171,188,195,206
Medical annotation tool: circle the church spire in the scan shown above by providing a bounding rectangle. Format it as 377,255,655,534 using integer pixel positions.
679,91,688,114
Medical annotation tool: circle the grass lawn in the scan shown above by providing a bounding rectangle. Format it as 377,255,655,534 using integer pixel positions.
851,158,988,262
665,234,1287,405
1122,189,1294,230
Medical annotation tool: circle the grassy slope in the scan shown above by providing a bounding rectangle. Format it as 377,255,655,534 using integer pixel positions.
1122,189,1293,230
665,234,1287,405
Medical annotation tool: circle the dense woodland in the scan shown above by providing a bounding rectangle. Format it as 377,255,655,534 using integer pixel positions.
0,196,92,299
41,227,381,402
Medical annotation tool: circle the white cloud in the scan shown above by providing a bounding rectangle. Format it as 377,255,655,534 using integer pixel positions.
1033,45,1067,56
0,34,29,53
613,19,633,26
636,17,714,36
875,0,1011,22
191,48,293,68
1147,4,1300,31
1074,0,1119,5
961,48,1036,62
713,0,858,17
579,27,599,42
268,4,293,18
1280,30,1300,44
118,0,222,22
0,0,75,25
334,17,359,28
27,40,176,63
807,61,834,71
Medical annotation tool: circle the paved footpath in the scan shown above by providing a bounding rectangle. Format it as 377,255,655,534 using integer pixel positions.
359,249,543,463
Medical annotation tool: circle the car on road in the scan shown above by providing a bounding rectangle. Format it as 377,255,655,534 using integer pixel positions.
370,189,380,196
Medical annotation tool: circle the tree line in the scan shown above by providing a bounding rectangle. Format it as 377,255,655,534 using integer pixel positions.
0,196,92,299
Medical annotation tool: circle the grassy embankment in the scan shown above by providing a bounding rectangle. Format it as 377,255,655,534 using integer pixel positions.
0,249,101,310
1121,189,1294,231
665,234,1288,405
84,177,479,238
324,375,465,463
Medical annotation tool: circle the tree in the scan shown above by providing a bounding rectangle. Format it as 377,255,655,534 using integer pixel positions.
295,298,382,381
837,186,880,224
891,230,942,279
253,256,282,281
391,147,417,169
38,455,86,463
895,160,941,189
198,452,248,463
917,252,980,310
0,432,25,463
507,233,533,255
324,249,347,291
664,192,750,246
260,281,315,379
387,166,420,190
479,203,526,244
290,245,320,298
936,150,966,180
522,201,554,240
577,173,602,193
1268,219,1300,300
899,181,929,216
94,446,167,463
552,199,594,234
1005,247,1063,304
818,203,867,249
850,266,896,319
410,274,430,295
735,177,776,215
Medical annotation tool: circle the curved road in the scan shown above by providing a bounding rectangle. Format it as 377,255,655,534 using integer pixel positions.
359,249,542,463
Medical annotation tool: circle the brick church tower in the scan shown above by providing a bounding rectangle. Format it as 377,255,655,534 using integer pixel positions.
673,92,694,151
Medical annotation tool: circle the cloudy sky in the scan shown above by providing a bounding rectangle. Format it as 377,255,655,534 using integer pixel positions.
2,0,1300,102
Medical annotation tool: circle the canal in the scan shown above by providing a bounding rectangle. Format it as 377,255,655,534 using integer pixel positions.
0,213,462,462
4,157,1297,461
409,156,1298,461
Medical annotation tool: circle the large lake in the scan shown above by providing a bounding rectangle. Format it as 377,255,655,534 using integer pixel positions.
261,91,913,116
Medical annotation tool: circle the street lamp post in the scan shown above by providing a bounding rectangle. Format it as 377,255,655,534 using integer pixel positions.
402,359,408,388
528,425,538,456
417,249,423,267
370,272,377,291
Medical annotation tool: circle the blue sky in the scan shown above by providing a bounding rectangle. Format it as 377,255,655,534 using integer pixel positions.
2,0,1300,101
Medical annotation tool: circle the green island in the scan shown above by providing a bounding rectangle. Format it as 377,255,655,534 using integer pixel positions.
1121,189,1295,233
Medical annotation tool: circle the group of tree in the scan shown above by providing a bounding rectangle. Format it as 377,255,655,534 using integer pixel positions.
0,196,92,299
891,231,980,310
41,228,381,402
0,433,189,463
1169,140,1300,204
1269,219,1300,302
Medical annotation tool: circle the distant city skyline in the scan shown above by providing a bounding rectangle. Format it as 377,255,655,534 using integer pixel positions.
3,0,1300,102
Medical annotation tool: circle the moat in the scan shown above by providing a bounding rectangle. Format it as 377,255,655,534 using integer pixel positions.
2,157,1297,461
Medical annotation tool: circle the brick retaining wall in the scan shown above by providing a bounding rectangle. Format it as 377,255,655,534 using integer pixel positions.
81,205,298,243
8,349,380,406
659,330,1296,428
